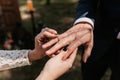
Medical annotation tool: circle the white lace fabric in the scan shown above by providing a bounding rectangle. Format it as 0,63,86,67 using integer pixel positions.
0,50,31,71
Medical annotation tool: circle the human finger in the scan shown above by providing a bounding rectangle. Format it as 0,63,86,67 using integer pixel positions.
49,50,60,58
42,38,58,49
63,30,90,60
42,32,69,49
45,33,76,55
42,26,84,49
82,31,93,63
44,27,57,34
49,54,56,57
41,31,57,38
42,29,74,49
37,31,57,45
53,50,66,59
37,28,57,39
67,48,78,63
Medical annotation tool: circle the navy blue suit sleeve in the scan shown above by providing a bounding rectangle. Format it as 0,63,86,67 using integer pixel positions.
75,0,99,21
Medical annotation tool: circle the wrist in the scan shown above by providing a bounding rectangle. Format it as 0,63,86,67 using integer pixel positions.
28,50,42,63
74,17,94,28
75,22,93,30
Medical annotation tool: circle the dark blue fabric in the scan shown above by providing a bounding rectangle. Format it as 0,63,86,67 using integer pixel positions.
76,0,120,80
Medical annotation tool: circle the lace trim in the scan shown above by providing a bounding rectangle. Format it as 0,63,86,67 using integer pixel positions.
0,50,31,71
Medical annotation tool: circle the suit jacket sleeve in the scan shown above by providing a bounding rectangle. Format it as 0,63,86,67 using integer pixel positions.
75,0,99,21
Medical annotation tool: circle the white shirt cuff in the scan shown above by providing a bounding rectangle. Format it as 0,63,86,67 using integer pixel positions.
117,32,120,40
74,17,94,28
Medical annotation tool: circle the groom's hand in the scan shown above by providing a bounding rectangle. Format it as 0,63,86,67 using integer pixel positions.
42,23,93,63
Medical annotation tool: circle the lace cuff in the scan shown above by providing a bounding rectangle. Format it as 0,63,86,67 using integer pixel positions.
0,50,31,71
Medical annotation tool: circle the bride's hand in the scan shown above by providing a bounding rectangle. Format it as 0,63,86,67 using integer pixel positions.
29,28,57,62
36,48,77,80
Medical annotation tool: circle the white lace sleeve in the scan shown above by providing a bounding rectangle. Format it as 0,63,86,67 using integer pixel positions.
0,50,31,71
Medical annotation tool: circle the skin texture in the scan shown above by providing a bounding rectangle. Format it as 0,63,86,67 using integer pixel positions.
28,28,77,80
42,23,93,63
28,28,57,62
36,48,77,80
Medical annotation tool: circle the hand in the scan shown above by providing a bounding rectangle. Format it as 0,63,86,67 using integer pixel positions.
42,23,93,63
28,28,57,62
36,48,78,80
